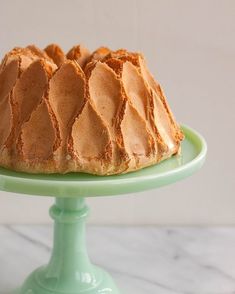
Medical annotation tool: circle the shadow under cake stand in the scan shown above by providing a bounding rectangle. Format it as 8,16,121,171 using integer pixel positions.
0,125,207,294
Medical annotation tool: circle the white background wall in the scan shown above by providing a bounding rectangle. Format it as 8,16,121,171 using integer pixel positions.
0,0,234,225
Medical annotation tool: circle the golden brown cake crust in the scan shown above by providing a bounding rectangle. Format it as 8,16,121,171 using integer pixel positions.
0,44,184,175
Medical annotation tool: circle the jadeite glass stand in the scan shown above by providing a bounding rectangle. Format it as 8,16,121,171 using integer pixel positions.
0,125,207,294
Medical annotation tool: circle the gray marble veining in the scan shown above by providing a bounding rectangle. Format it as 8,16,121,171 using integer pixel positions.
0,226,235,294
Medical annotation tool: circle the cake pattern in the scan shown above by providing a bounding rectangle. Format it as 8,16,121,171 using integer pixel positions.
0,44,184,175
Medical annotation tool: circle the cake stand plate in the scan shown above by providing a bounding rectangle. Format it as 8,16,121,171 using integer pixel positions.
0,125,207,294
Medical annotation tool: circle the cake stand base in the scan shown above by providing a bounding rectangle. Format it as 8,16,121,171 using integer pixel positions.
17,197,120,294
19,267,119,294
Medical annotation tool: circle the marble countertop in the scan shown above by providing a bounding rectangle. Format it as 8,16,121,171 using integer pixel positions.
0,225,235,294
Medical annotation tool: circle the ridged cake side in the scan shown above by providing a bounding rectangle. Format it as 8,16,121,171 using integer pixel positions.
0,44,184,175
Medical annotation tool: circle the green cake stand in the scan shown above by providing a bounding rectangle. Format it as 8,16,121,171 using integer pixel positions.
0,125,207,294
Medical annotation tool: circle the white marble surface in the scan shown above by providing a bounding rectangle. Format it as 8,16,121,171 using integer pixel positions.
1,225,235,294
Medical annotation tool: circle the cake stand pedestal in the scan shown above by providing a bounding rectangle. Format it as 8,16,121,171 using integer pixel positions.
0,125,207,294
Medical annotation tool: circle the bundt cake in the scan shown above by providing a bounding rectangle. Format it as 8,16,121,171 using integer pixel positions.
0,44,184,175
